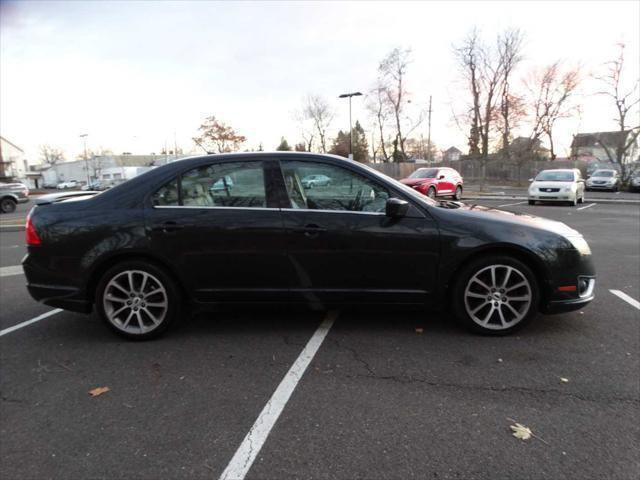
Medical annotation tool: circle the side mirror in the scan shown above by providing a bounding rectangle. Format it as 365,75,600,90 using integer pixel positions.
438,175,445,180
385,197,409,218
528,178,534,182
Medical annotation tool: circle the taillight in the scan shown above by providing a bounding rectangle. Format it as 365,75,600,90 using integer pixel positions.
25,211,41,246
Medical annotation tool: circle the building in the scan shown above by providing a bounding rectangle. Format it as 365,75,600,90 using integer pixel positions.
508,137,551,159
0,136,29,182
570,130,639,164
442,146,462,162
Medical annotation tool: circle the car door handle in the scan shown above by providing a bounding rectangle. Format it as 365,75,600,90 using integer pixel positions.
151,221,184,233
293,224,327,238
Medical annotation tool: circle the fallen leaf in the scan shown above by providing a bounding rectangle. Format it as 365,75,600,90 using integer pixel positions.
88,386,110,397
560,377,569,383
415,328,424,334
510,422,532,440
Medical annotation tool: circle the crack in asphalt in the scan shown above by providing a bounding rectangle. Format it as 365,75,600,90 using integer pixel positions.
330,338,640,406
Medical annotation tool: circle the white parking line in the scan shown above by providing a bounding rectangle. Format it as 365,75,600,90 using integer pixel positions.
0,309,64,337
219,310,338,480
577,203,596,211
498,201,526,208
0,265,24,277
0,225,26,228
610,290,640,310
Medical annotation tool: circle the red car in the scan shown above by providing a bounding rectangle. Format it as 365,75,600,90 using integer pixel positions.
400,167,463,200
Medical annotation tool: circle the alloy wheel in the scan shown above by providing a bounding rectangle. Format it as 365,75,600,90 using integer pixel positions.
463,264,532,330
428,187,436,199
103,270,168,335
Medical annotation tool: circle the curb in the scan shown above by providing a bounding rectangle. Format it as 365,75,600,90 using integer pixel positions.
462,195,640,205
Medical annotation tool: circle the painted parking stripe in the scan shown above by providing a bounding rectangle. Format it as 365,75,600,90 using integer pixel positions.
0,265,23,277
0,309,63,337
610,290,640,310
498,201,526,208
577,203,596,211
219,310,338,480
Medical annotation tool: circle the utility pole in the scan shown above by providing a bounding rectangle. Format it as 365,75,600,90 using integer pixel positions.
338,92,363,160
426,95,433,163
79,133,90,185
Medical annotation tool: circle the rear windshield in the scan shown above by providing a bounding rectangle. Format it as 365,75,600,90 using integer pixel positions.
592,170,614,177
535,171,575,182
409,168,438,179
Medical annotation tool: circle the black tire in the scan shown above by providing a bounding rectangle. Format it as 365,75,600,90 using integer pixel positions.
95,260,181,340
427,186,437,199
453,185,463,200
452,255,539,335
528,200,535,205
0,198,17,214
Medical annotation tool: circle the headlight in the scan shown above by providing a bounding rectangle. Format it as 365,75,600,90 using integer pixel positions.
565,235,591,255
562,186,573,192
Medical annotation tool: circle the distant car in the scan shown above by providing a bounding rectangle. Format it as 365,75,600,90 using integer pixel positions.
56,180,78,190
630,173,640,192
301,174,332,188
586,169,619,191
82,181,111,191
400,167,463,200
210,175,234,191
0,182,29,213
528,169,585,206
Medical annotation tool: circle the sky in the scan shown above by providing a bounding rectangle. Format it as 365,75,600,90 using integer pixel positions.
1,0,639,163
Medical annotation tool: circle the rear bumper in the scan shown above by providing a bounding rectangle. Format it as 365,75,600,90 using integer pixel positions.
26,283,92,313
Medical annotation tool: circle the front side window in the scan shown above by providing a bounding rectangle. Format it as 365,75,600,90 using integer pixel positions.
152,161,266,208
281,160,390,213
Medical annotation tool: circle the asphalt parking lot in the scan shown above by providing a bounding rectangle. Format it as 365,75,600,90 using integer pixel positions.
1,198,638,479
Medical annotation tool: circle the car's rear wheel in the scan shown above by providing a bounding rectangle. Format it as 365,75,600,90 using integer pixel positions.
453,185,463,200
1,198,17,213
427,186,437,199
452,256,539,335
96,260,180,340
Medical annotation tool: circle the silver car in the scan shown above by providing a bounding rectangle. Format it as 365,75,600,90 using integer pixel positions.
586,169,620,191
0,182,29,213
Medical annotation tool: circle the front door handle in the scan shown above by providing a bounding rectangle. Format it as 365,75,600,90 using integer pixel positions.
151,221,184,233
293,224,327,238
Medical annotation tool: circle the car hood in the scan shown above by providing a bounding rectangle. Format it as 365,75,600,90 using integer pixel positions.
451,202,580,237
401,178,434,186
530,181,574,189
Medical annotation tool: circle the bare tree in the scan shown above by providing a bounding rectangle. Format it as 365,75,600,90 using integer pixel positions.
595,42,640,183
193,115,246,153
39,145,65,166
367,81,392,162
303,94,333,153
293,109,315,152
527,62,580,160
497,29,525,160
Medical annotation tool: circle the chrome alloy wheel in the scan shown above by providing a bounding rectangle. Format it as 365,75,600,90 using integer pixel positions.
464,264,532,330
103,270,168,335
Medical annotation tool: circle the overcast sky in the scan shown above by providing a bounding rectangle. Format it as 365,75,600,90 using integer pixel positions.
1,0,639,162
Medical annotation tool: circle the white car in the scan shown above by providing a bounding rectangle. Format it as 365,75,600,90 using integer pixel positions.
586,169,619,191
528,169,585,206
56,180,79,190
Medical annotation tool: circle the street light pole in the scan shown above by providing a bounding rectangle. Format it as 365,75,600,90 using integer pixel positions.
338,92,363,160
79,133,90,185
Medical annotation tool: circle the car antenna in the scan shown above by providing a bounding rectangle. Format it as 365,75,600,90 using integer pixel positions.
192,137,213,154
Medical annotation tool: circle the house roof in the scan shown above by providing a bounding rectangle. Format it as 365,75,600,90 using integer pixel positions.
571,131,631,149
444,146,462,154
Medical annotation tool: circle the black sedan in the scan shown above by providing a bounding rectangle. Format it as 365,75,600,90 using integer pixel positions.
23,152,595,339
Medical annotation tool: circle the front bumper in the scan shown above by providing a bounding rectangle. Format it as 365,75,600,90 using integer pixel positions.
586,184,615,190
542,277,596,314
529,192,575,201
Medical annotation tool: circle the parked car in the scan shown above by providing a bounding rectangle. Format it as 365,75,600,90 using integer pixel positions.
400,167,463,200
630,172,640,192
301,174,332,188
56,180,78,190
210,175,234,192
23,152,595,339
0,182,29,213
586,169,620,191
81,180,111,191
528,169,585,206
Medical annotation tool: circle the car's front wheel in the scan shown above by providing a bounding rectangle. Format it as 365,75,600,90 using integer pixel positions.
453,256,539,335
96,260,180,340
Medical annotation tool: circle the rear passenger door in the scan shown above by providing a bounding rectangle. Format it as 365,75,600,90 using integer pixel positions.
147,159,294,303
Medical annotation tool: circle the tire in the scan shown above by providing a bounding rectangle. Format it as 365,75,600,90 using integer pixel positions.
528,200,535,205
427,186,437,199
95,260,181,340
0,198,17,214
453,185,463,200
452,255,539,335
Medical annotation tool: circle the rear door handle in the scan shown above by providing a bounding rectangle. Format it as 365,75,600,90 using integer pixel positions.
151,221,184,233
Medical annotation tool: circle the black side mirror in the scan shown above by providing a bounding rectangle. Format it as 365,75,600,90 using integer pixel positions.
386,197,409,218
438,175,445,180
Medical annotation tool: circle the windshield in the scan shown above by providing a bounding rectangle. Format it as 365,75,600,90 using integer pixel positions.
592,170,614,177
535,171,575,182
409,168,438,179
